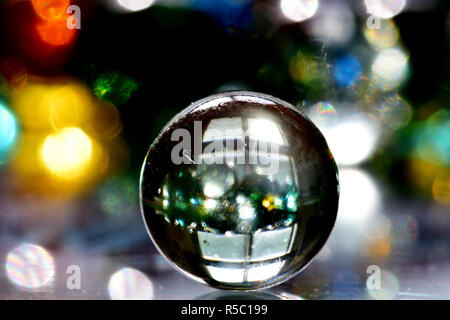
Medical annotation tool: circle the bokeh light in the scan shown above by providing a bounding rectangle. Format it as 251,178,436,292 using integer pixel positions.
36,19,77,46
308,104,379,166
289,52,327,88
5,243,55,289
409,157,446,197
47,85,94,130
12,82,93,130
32,0,70,21
363,215,393,258
326,115,379,166
117,0,156,12
9,78,127,196
407,107,449,196
365,0,406,19
373,93,413,129
326,168,384,257
280,0,319,22
108,268,154,300
432,170,450,205
338,169,380,226
371,48,408,91
391,214,419,245
413,109,449,167
41,127,92,179
0,101,18,164
333,55,362,87
364,19,399,49
86,102,123,139
308,1,355,45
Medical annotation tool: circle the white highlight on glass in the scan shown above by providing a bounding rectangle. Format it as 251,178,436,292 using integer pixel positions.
206,266,245,283
247,261,285,282
248,118,285,146
365,0,406,19
206,261,285,283
280,0,319,22
5,243,55,289
108,267,154,300
203,117,244,142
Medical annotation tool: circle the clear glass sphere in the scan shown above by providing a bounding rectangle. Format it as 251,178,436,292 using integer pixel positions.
140,91,339,290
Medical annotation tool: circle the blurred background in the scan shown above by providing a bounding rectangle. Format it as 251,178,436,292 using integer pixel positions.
0,0,449,299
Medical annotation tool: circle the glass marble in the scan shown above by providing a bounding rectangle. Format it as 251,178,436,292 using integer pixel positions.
140,91,339,290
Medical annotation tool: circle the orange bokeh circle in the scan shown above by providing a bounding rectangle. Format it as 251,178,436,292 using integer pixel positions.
36,19,76,46
31,0,70,22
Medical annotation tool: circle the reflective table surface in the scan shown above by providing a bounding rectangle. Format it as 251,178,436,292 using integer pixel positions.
0,168,449,300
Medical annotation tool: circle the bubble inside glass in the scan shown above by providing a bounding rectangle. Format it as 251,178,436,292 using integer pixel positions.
140,92,339,290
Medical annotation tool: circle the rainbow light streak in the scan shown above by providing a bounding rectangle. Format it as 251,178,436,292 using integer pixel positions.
313,101,336,116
